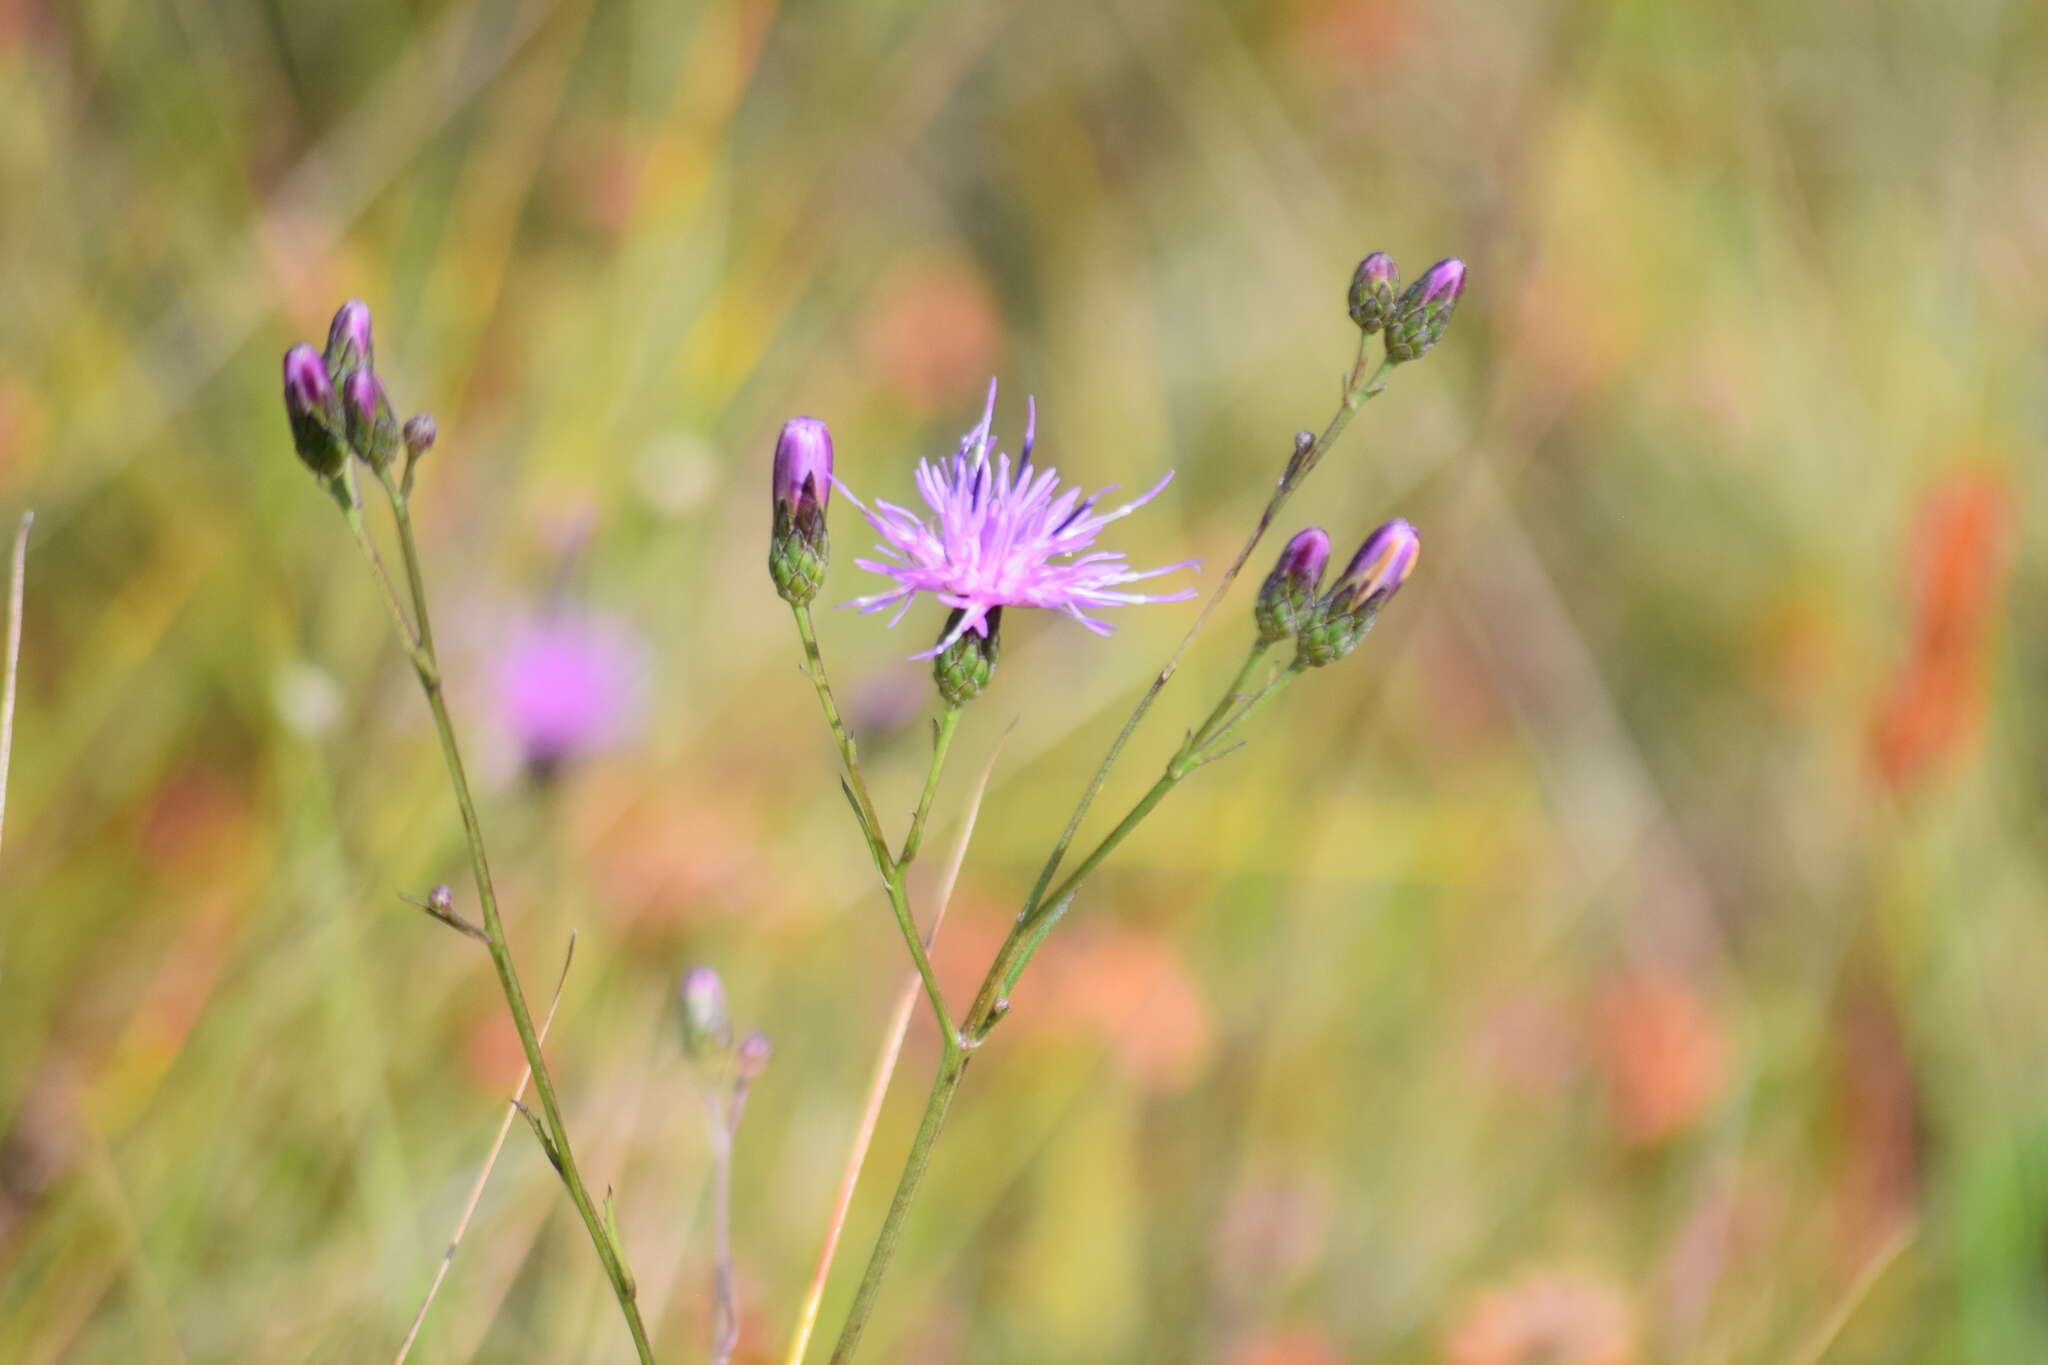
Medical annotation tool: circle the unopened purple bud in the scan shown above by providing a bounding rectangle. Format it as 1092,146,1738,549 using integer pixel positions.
1347,252,1399,333
1384,258,1466,363
770,416,835,605
735,1031,773,1080
1254,527,1331,643
1297,519,1420,666
403,413,437,461
283,344,346,478
341,366,400,469
679,967,732,1058
1334,518,1420,611
324,299,375,381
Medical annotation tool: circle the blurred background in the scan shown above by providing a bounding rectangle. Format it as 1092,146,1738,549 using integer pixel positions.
0,0,2042,1360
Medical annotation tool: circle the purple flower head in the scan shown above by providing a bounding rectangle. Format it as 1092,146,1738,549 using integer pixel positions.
493,611,646,777
770,417,835,605
324,299,374,381
841,379,1197,660
1255,526,1332,643
1330,518,1421,613
341,366,399,469
1347,252,1399,333
772,417,834,518
283,344,345,477
1416,257,1467,307
1385,258,1467,363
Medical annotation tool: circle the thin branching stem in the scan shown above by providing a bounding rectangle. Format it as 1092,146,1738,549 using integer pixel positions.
363,473,656,1364
789,603,959,1044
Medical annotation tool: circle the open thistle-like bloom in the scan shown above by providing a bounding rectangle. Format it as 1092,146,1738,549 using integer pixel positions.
841,379,1197,658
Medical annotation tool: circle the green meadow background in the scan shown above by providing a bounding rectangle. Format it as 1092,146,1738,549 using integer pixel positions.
2,0,2044,1360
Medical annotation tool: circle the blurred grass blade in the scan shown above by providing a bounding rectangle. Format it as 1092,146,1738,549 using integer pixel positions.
393,931,577,1364
0,510,30,862
781,722,1012,1365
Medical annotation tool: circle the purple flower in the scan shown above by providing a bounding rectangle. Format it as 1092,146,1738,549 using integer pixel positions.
772,417,834,519
1255,526,1332,643
324,299,375,380
769,417,835,605
1330,518,1420,612
1384,258,1467,363
1347,252,1399,334
841,379,1197,659
341,367,399,469
283,344,345,477
493,612,646,775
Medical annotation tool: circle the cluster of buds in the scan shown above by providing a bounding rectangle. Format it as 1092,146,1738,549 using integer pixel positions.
770,417,834,606
678,966,773,1080
280,300,434,486
1347,253,1468,364
1262,518,1420,666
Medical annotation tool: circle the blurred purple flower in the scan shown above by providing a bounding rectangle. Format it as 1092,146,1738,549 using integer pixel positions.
493,612,647,775
840,378,1197,659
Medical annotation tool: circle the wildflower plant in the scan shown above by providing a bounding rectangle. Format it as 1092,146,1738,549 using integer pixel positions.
276,248,1464,1364
278,303,658,1362
773,251,1463,1362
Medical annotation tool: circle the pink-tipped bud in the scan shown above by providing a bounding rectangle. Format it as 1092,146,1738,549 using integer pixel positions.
1297,519,1421,666
679,967,732,1058
1334,518,1420,610
735,1031,774,1081
770,416,835,605
1347,252,1399,334
403,413,437,462
341,367,400,469
324,299,375,381
1254,526,1331,643
283,344,346,478
1384,258,1466,363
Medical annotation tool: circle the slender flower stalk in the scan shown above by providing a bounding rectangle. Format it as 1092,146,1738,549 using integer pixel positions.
280,303,656,1364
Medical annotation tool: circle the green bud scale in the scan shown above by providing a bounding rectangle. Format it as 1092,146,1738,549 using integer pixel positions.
933,606,1001,705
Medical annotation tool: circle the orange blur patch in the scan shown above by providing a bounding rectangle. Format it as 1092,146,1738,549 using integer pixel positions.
1593,968,1729,1148
860,258,1000,414
1445,1269,1636,1365
1869,467,2014,791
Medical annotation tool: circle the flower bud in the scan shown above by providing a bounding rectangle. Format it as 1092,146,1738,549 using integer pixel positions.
679,966,732,1059
403,414,438,462
324,300,375,382
933,607,1001,706
1347,252,1399,334
735,1031,774,1081
1384,258,1466,363
341,367,400,469
1254,527,1331,644
770,416,834,605
1296,519,1420,666
283,344,347,478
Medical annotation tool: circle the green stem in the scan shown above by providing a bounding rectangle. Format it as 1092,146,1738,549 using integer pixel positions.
1181,639,1272,757
1014,353,1394,925
899,705,960,867
826,1040,965,1365
375,481,656,1365
828,660,1307,1361
790,604,958,1042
